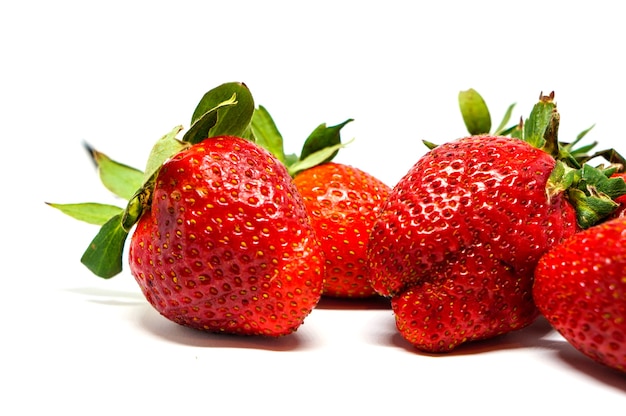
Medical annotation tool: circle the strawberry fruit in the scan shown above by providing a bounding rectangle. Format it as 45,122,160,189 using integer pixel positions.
533,217,626,373
367,91,626,352
294,162,391,297
129,136,324,335
49,82,324,336
250,106,391,298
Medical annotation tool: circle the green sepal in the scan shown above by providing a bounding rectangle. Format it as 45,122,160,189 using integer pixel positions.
494,103,517,135
143,125,186,184
251,105,353,177
545,161,577,200
288,139,354,176
523,92,558,150
46,202,124,225
508,118,524,140
85,145,144,200
560,164,626,228
584,147,626,167
299,118,353,162
577,164,626,200
251,105,286,164
498,123,520,137
284,153,299,166
458,89,492,135
80,213,129,278
567,188,619,229
562,124,596,160
184,82,255,144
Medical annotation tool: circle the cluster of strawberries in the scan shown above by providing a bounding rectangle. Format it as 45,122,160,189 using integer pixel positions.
50,83,626,374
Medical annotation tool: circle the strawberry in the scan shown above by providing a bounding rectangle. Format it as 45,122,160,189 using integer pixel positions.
48,82,324,336
367,91,626,352
533,217,626,373
249,106,391,298
129,136,324,335
294,162,391,297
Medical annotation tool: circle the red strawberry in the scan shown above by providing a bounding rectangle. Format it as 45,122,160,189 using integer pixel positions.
533,217,626,373
250,106,391,298
48,82,324,336
367,91,626,352
293,162,391,297
129,136,324,335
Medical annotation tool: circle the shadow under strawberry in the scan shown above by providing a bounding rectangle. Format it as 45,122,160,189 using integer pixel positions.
555,343,626,388
387,316,557,355
315,295,391,311
66,286,146,307
136,302,316,352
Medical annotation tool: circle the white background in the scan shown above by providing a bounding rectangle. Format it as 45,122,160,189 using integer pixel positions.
2,1,625,414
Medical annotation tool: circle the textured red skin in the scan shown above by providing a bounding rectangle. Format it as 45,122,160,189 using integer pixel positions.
534,217,626,373
129,137,324,336
367,135,579,352
294,163,391,298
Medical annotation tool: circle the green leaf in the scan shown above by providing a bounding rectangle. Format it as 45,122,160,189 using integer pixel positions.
499,124,520,137
86,145,144,200
579,164,626,199
523,92,557,149
290,138,354,176
458,89,491,135
574,124,595,145
251,105,286,164
80,213,129,278
239,124,256,142
546,161,577,200
184,82,255,144
183,93,239,145
143,125,185,184
586,148,626,167
568,188,619,229
284,153,299,166
300,119,353,163
46,202,123,225
494,103,516,135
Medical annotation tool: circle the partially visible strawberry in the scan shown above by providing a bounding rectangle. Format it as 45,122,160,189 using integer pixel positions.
367,91,626,352
533,217,626,373
294,162,391,297
48,82,324,336
250,107,391,298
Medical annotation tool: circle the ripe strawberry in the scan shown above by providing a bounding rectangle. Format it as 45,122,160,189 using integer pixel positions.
250,106,391,298
293,162,391,297
129,136,324,335
48,82,324,336
533,217,626,373
367,91,626,352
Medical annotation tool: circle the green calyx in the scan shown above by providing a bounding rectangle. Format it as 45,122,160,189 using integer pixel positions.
48,82,256,278
251,105,353,177
48,81,353,278
458,89,626,229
